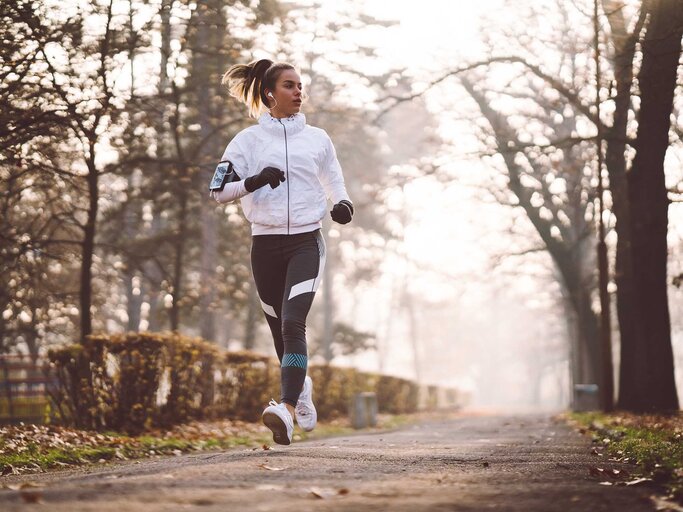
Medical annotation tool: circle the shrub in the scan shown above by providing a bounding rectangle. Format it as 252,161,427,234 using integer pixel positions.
46,331,457,433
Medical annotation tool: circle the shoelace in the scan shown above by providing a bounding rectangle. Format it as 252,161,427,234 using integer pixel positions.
296,399,312,415
268,398,278,407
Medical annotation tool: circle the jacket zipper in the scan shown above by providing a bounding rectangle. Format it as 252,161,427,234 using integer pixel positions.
278,119,290,234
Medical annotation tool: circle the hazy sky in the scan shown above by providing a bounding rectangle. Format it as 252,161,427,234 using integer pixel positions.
364,0,503,68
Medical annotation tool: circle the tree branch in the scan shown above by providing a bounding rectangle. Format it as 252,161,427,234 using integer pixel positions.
375,56,601,129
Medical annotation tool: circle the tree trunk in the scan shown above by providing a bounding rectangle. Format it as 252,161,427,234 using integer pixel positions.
170,189,188,331
144,0,174,332
575,285,601,386
144,213,164,332
600,0,645,413
124,0,142,332
619,0,681,412
193,0,225,342
80,153,98,342
125,271,142,331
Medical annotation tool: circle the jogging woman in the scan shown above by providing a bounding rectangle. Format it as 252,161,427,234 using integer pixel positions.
208,59,354,445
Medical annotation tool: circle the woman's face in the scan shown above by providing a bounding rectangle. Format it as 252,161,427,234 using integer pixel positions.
268,69,303,117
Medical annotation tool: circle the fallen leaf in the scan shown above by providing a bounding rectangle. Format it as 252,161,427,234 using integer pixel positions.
258,464,285,471
310,488,327,499
625,477,654,487
651,495,683,512
309,487,337,499
19,490,43,504
597,468,630,480
338,488,350,495
262,444,272,451
1,464,17,476
589,466,605,477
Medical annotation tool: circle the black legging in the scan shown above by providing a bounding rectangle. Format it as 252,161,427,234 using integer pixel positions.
250,229,326,406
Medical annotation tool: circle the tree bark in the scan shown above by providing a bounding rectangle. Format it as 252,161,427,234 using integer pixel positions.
124,0,142,332
619,0,681,412
80,153,98,342
170,189,188,331
144,0,174,332
192,0,226,342
599,0,645,413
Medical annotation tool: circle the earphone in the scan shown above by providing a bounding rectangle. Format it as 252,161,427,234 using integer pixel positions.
265,91,281,112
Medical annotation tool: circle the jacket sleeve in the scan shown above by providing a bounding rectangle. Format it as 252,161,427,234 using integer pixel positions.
209,133,250,204
209,181,248,203
319,132,351,204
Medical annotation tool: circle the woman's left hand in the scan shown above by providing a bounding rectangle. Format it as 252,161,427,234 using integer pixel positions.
330,200,354,224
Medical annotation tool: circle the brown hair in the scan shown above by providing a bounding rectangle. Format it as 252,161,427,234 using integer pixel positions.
221,59,295,118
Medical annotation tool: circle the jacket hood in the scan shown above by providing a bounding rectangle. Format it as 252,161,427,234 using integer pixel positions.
258,112,306,136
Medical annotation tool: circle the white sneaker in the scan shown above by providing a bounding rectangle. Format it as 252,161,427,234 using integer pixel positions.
262,399,294,445
295,375,317,432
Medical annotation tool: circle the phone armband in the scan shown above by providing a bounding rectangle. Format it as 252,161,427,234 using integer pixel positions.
209,160,240,191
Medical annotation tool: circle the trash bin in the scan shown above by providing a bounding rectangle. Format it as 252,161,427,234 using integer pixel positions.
350,392,378,429
573,384,599,412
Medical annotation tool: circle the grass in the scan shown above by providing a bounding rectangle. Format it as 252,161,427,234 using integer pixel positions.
0,432,273,475
0,412,427,477
567,411,683,503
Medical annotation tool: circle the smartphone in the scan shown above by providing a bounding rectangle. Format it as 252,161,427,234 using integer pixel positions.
209,160,237,191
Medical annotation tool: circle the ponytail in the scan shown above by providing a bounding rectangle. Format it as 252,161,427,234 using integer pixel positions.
222,59,296,118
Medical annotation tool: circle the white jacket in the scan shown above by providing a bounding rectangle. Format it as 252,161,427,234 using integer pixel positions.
209,112,351,235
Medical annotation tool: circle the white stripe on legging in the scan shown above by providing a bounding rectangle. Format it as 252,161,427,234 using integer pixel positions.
288,231,326,301
260,299,277,318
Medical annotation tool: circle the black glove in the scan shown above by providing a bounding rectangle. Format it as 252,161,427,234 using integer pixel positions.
330,200,354,224
244,166,285,192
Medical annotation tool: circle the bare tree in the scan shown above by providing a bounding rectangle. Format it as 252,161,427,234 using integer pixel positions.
619,0,682,412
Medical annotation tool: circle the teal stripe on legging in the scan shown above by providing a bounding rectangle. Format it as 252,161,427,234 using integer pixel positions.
282,353,307,369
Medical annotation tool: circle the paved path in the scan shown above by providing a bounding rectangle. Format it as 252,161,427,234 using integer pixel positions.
0,412,656,511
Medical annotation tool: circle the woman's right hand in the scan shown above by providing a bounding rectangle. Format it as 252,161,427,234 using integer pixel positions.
244,166,285,192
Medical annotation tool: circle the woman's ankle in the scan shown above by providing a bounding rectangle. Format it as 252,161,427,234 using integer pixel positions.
284,402,295,418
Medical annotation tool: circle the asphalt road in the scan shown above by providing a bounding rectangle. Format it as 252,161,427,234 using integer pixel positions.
0,411,657,511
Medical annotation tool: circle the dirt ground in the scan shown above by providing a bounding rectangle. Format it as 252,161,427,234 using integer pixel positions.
0,410,660,511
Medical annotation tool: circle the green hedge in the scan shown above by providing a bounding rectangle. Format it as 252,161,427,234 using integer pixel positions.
45,331,458,434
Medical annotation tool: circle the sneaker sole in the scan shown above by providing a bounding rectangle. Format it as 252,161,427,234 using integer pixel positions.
300,421,316,432
262,411,291,445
